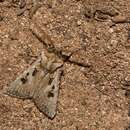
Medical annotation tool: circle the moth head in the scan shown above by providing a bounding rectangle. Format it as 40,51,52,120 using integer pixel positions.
40,52,63,72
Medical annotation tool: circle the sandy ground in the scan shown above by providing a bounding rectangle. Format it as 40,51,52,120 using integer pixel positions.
0,0,130,130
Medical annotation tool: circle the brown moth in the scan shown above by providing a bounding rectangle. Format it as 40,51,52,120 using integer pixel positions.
5,52,63,119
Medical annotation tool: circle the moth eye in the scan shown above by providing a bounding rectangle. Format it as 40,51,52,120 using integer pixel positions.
32,68,37,76
47,91,54,98
20,78,27,84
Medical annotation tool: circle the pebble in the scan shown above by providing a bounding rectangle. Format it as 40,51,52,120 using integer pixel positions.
112,15,128,23
77,20,82,26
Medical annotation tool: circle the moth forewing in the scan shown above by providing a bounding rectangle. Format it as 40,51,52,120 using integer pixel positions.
5,57,42,99
33,68,63,119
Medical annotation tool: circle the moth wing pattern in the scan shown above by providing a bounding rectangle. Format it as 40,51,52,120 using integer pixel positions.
33,68,63,119
5,57,43,99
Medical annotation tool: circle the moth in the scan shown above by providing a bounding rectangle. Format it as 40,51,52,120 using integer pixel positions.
4,52,63,119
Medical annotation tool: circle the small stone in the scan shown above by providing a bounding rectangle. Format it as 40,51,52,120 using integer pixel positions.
112,15,128,23
7,68,12,71
109,28,114,33
77,20,82,25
